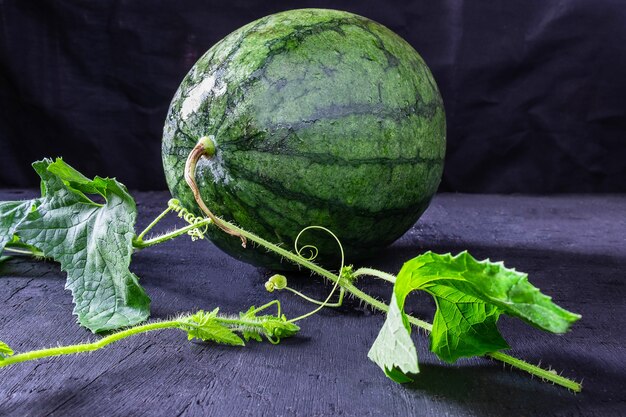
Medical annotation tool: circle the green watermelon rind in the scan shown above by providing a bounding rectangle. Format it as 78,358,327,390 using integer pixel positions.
162,9,446,268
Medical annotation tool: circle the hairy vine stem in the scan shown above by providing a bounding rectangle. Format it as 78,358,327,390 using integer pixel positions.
133,218,208,249
2,246,44,258
3,242,46,258
0,321,180,368
0,301,290,368
228,219,582,390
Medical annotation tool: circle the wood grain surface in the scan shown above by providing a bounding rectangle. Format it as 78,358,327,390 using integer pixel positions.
1,190,624,417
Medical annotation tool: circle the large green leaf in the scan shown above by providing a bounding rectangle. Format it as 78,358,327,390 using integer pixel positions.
369,251,581,382
17,158,150,332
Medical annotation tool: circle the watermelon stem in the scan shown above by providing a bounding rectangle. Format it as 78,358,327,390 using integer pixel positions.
0,302,299,368
133,216,212,249
139,194,580,390
2,245,45,259
135,195,580,390
185,136,247,247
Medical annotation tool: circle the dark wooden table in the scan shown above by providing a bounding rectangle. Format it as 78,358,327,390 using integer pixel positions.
1,190,624,417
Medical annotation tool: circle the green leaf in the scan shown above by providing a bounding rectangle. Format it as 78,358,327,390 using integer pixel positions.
409,252,581,334
260,317,300,342
369,251,581,382
181,309,244,346
367,294,417,382
239,306,300,343
238,306,264,342
46,160,108,197
16,158,150,333
428,290,508,362
0,200,37,254
0,340,14,360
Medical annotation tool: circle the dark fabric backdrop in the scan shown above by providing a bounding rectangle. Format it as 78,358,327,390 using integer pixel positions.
0,0,624,193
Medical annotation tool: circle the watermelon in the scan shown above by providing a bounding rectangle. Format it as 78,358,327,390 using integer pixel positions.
162,9,446,269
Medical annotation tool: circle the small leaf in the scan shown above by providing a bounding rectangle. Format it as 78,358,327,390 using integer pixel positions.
46,160,108,197
242,331,263,343
260,317,300,341
239,307,264,342
0,340,14,360
239,306,257,320
16,158,150,332
182,310,244,346
239,306,299,343
369,251,581,383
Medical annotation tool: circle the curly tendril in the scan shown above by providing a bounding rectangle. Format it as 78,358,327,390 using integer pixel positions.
294,226,344,265
294,244,319,261
167,199,210,241
287,226,346,323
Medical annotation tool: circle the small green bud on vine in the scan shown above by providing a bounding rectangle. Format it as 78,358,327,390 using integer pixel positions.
340,265,355,284
265,274,288,293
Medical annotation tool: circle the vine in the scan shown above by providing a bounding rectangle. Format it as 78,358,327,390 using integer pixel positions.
153,137,581,392
0,302,299,368
0,151,582,393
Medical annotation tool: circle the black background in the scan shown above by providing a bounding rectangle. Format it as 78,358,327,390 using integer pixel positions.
1,0,624,193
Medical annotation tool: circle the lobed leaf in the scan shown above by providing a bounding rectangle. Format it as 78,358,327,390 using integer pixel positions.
369,251,581,382
239,306,264,342
16,158,150,332
181,309,244,346
239,306,300,343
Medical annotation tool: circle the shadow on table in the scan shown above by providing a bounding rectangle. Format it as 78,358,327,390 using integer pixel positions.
402,348,624,416
4,345,619,417
0,256,63,279
403,362,572,416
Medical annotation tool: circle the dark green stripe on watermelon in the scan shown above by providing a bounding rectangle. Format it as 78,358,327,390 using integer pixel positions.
162,9,446,269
